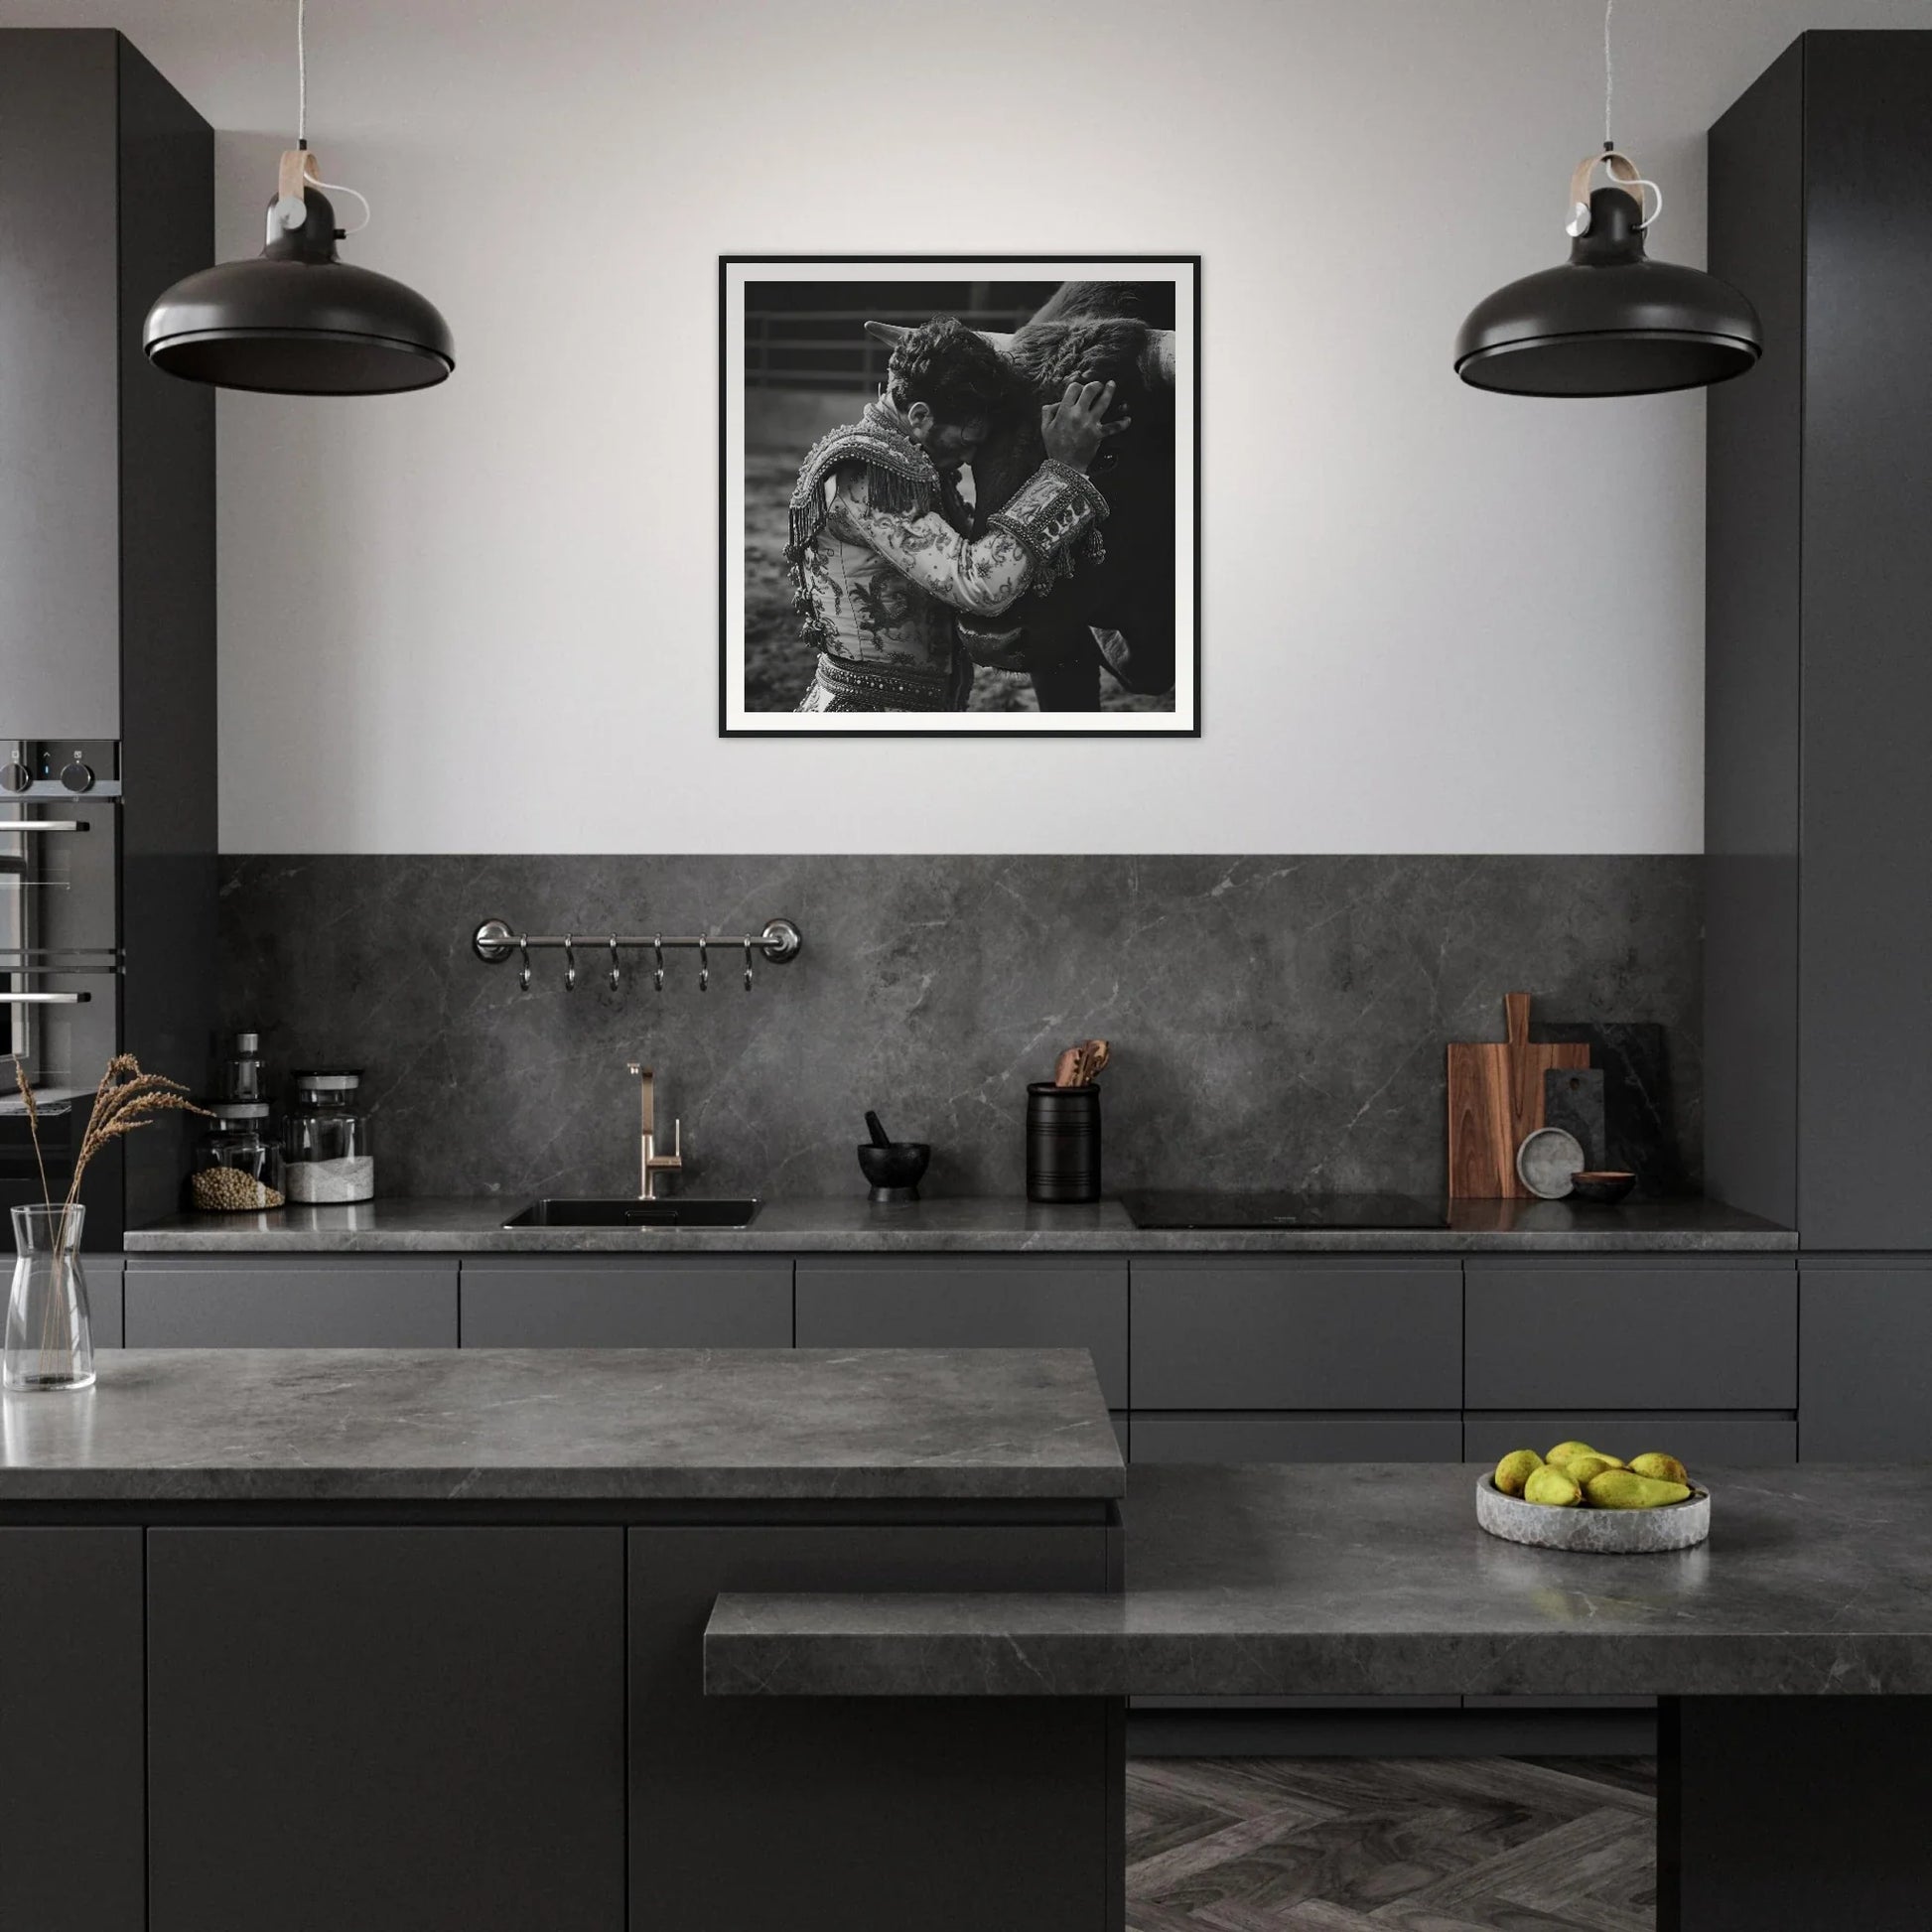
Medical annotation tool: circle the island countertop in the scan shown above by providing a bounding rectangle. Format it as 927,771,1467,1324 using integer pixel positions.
122,1194,1796,1255
0,1347,1124,1505
707,1460,1932,1699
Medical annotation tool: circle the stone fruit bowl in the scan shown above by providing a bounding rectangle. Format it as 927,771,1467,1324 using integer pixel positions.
1477,1474,1711,1553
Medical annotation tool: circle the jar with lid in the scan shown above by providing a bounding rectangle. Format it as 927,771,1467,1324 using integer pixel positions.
189,1102,286,1213
283,1069,375,1204
214,1031,267,1103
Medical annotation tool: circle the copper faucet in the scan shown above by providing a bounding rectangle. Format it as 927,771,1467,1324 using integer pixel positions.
624,1062,683,1199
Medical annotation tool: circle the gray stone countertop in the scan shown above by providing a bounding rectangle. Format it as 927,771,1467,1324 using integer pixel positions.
0,1347,1123,1504
122,1194,1796,1254
706,1461,1932,1698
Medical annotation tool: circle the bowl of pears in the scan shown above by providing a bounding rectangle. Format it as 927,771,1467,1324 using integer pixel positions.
1477,1441,1710,1553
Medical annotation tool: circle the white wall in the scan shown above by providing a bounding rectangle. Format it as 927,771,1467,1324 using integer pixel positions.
6,0,1928,853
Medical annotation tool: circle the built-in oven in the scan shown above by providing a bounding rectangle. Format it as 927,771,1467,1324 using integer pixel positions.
1,747,124,1235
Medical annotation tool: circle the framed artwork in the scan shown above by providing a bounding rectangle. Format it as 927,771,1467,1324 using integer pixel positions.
720,256,1199,735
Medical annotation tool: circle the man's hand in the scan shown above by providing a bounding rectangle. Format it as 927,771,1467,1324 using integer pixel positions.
1040,378,1131,472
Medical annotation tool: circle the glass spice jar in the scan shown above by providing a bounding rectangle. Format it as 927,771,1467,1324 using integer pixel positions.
189,1102,287,1212
283,1069,375,1204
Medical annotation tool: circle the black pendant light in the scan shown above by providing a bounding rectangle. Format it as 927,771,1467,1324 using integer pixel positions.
143,0,453,395
1454,1,1759,398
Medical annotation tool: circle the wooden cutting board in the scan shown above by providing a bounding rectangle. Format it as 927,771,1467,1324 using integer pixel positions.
1448,993,1589,1198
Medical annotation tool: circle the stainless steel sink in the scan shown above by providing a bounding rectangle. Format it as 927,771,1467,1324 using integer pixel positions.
502,1197,761,1229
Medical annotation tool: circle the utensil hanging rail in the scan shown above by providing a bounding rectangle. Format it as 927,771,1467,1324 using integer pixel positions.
472,916,802,994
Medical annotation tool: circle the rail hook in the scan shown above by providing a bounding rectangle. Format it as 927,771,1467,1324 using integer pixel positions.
743,938,755,993
562,934,577,992
698,937,709,994
517,934,532,994
652,937,665,994
608,935,621,992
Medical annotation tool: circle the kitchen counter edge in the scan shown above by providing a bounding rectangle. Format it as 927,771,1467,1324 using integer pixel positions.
122,1196,1798,1255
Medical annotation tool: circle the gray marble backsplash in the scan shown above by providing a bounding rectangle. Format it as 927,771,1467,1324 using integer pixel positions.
215,857,1703,1203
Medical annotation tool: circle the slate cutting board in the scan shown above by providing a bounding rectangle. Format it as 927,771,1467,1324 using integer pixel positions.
1447,993,1590,1199
1532,1021,1684,1197
1544,1066,1607,1172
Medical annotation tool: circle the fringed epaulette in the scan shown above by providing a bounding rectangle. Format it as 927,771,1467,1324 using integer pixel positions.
784,403,940,567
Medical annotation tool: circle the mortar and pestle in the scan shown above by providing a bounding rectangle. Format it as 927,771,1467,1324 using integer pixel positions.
858,1110,929,1204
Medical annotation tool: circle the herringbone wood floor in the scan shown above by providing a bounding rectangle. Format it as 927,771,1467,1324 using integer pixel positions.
1126,1756,1657,1931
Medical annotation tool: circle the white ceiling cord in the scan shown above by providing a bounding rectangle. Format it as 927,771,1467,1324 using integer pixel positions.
285,0,372,235
1603,0,1614,148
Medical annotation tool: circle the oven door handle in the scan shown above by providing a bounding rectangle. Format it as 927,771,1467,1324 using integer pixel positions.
0,992,90,1005
0,821,89,835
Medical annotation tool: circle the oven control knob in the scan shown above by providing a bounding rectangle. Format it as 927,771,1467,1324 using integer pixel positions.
60,759,94,794
0,760,29,793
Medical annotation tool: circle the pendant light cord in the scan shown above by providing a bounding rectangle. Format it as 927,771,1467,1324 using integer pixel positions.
297,0,307,147
1603,0,1614,147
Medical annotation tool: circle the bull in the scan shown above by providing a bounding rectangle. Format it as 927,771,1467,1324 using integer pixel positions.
866,282,1178,712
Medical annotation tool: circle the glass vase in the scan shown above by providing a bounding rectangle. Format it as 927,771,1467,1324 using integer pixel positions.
6,1204,95,1393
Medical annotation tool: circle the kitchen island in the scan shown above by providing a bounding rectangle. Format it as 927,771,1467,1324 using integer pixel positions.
0,1346,1124,1932
713,1460,1932,1931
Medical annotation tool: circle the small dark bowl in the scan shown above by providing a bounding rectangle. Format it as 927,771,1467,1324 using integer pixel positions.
1569,1171,1637,1205
858,1142,930,1203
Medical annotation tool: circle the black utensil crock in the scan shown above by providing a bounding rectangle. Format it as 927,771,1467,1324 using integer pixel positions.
1027,1082,1101,1204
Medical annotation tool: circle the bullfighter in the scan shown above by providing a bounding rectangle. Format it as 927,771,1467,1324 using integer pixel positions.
786,316,1125,713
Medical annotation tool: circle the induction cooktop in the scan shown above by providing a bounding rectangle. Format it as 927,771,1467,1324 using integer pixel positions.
1118,1190,1449,1231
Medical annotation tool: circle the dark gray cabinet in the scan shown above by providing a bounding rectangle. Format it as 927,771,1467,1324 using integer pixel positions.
460,1256,790,1348
795,1257,1128,1408
1708,33,1932,1250
0,30,210,733
1800,1263,1932,1459
1464,1259,1796,1411
124,1257,458,1346
148,1527,625,1932
628,1523,1113,1932
0,1529,144,1932
85,1255,123,1348
1131,1258,1460,1411
1132,1414,1461,1463
0,32,125,730
1463,1412,1797,1466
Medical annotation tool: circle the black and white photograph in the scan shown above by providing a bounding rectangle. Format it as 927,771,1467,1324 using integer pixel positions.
720,257,1198,734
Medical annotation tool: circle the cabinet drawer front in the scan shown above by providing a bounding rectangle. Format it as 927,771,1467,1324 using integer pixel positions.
459,1258,791,1348
794,1259,1128,1408
150,1528,623,1932
1799,1265,1932,1459
1130,1413,1462,1463
86,1255,124,1348
1465,1261,1796,1410
124,1260,458,1347
1131,1261,1461,1411
1462,1411,1797,1466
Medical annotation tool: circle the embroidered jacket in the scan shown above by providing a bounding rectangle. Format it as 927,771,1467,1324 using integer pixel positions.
785,400,1107,714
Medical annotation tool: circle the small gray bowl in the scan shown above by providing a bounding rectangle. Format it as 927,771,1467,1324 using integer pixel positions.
1516,1126,1586,1199
1476,1474,1710,1553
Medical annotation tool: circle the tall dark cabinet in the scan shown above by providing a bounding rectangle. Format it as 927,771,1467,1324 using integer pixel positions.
1708,31,1932,1456
0,31,215,1246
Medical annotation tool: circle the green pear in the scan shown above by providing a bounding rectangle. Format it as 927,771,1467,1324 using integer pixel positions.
1585,1469,1693,1510
1494,1449,1543,1496
1524,1465,1585,1507
1560,1452,1622,1484
1546,1440,1598,1464
1629,1452,1690,1485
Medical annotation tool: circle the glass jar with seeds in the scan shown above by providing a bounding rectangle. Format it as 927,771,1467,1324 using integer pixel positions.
189,1102,286,1212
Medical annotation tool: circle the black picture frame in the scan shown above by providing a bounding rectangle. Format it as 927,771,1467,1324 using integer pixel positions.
719,255,1202,738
